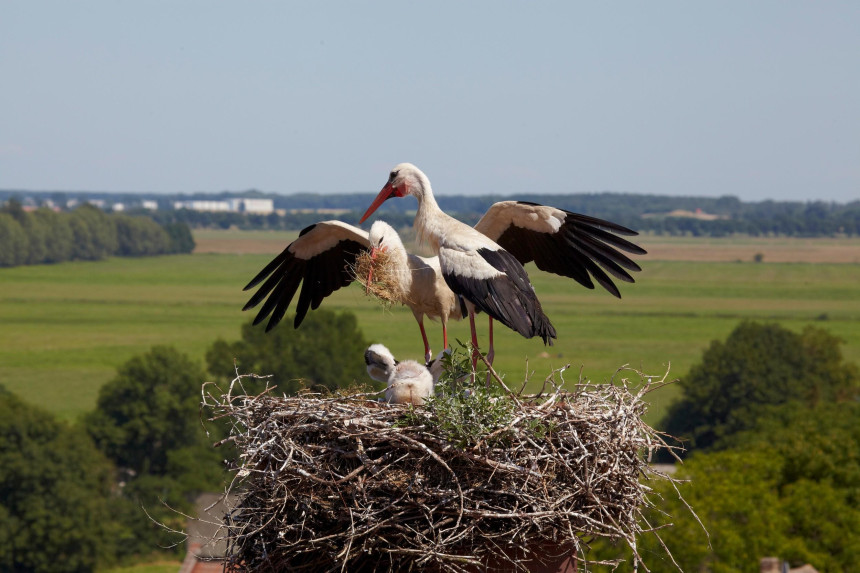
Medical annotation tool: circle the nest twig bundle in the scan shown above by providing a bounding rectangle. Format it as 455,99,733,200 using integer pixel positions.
202,367,686,572
352,249,408,307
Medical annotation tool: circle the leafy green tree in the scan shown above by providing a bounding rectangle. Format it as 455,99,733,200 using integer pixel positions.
114,214,171,256
207,309,372,395
67,211,96,260
662,321,859,453
85,346,217,476
778,479,860,570
0,213,29,266
84,347,223,559
71,204,118,259
14,209,49,264
588,449,790,572
31,208,73,263
1,197,26,221
595,402,860,572
163,221,195,253
0,387,116,573
724,402,860,496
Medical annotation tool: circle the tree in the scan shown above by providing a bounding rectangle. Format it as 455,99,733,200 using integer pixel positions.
71,204,118,259
0,213,28,266
724,401,860,497
207,309,373,395
85,346,216,477
0,387,115,573
162,221,195,253
661,321,860,453
84,347,224,559
114,214,171,256
30,208,73,263
594,402,860,572
16,209,50,264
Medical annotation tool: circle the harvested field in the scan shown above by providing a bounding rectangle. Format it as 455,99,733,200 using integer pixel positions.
637,235,860,264
193,230,300,254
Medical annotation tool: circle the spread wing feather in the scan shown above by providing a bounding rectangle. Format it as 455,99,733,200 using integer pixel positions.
242,221,370,331
476,201,647,298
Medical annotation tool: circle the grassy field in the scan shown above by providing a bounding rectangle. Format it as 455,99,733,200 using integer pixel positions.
1,232,859,426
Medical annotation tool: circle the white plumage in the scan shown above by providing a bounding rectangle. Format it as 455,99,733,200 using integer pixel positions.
243,220,460,363
361,164,557,369
244,164,646,370
364,344,435,405
359,163,647,368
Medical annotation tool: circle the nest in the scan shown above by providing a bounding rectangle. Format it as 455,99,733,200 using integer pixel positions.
201,366,686,572
352,248,407,307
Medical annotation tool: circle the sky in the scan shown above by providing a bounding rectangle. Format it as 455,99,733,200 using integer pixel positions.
1,2,858,202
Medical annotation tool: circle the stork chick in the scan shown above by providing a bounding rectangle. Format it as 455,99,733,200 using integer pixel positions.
364,344,435,406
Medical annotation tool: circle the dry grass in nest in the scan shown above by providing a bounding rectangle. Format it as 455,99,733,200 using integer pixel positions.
199,360,693,572
352,249,406,308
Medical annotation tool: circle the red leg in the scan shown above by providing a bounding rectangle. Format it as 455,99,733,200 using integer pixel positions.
418,318,431,364
469,311,480,375
485,317,495,387
487,317,495,366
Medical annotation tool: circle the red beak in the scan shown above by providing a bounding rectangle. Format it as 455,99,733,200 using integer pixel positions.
359,182,394,224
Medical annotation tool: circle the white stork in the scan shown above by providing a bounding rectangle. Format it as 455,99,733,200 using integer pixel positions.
242,220,460,363
359,163,646,367
364,343,435,405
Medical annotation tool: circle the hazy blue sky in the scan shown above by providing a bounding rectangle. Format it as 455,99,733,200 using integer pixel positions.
2,2,858,201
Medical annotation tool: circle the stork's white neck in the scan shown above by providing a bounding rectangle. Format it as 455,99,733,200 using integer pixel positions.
411,175,448,253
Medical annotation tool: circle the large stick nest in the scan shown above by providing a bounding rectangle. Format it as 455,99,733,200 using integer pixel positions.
202,366,684,572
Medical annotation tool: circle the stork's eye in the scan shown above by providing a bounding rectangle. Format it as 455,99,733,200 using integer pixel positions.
389,171,398,182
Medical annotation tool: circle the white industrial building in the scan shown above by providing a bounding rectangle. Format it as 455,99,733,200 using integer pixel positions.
173,198,274,214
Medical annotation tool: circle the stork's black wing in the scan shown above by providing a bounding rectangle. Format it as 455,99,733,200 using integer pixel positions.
440,246,556,346
242,221,370,331
474,201,647,298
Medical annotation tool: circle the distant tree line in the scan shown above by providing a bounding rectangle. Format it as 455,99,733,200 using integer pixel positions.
144,193,860,238
0,200,194,267
5,188,860,237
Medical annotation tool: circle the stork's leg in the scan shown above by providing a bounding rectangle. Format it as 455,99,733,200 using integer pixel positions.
485,317,495,387
487,317,495,366
418,318,432,365
442,319,449,353
469,310,480,377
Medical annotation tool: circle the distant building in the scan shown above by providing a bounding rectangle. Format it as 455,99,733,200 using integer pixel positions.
174,198,274,215
112,203,125,212
174,200,232,212
233,197,274,214
141,200,158,210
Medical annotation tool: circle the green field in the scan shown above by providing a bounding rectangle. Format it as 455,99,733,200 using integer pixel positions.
2,242,859,425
